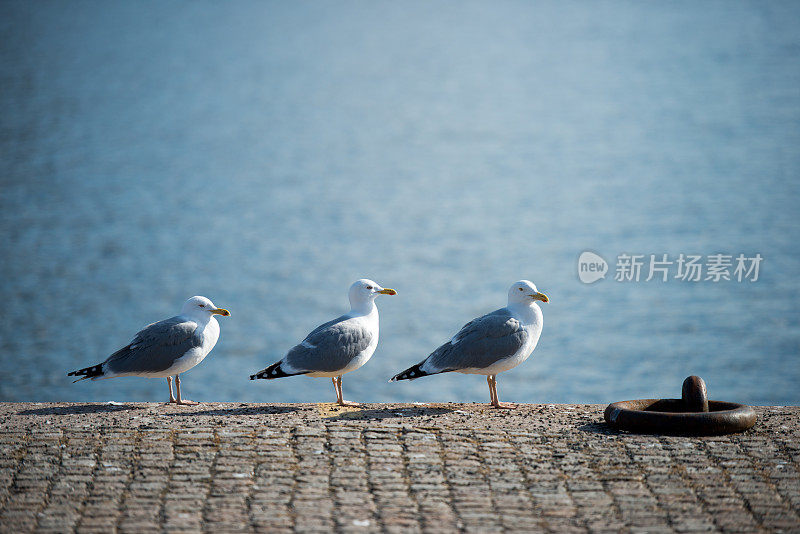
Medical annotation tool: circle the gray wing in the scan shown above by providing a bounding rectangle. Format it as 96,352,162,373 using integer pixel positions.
104,316,202,375
424,308,528,372
283,315,373,373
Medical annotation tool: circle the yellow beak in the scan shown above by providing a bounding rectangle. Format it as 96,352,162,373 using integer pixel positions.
378,288,397,295
211,308,231,316
532,292,549,303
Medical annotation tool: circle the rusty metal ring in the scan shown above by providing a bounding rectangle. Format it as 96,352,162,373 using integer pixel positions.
604,398,757,435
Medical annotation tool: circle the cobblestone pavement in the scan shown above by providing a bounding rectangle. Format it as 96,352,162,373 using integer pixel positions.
0,403,798,533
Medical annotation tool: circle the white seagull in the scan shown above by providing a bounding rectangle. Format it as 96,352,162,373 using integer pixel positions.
68,296,230,405
390,280,548,408
250,279,396,406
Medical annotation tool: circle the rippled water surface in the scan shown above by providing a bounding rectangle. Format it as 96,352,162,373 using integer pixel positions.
1,2,799,405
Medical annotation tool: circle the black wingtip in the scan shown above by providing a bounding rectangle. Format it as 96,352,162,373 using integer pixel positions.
391,363,429,382
67,363,104,381
251,361,296,380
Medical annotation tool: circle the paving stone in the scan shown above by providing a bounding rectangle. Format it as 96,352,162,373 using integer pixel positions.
0,403,797,532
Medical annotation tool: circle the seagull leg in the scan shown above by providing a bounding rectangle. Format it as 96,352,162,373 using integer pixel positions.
335,376,359,407
167,376,177,404
489,375,516,409
332,377,342,404
487,375,496,405
174,374,199,406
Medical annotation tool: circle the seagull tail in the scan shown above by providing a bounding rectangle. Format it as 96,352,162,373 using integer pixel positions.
250,361,299,380
67,363,104,383
390,362,432,382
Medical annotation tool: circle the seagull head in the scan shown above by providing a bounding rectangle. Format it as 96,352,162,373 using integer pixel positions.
508,280,549,306
349,279,397,307
181,296,231,318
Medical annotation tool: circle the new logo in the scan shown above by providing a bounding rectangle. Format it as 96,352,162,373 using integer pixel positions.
578,251,608,284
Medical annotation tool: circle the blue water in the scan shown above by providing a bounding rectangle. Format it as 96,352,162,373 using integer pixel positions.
1,1,799,406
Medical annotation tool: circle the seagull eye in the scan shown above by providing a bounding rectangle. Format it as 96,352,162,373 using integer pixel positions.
366,285,373,290
518,287,523,291
199,304,205,307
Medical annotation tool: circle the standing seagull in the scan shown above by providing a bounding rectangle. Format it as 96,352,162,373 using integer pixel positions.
68,296,230,405
250,279,396,406
390,280,548,408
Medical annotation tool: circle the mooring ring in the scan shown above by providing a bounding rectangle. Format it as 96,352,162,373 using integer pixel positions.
604,398,757,435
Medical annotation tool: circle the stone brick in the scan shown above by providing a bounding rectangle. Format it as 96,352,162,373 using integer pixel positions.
0,403,797,532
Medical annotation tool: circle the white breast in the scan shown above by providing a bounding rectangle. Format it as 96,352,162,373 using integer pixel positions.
338,312,379,375
166,317,220,376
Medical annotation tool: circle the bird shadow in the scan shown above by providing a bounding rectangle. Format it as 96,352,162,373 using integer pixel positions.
164,405,301,417
18,403,148,416
324,406,454,421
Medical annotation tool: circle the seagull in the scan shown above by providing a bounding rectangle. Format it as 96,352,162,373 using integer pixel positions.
67,296,230,405
390,280,548,408
250,279,396,406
